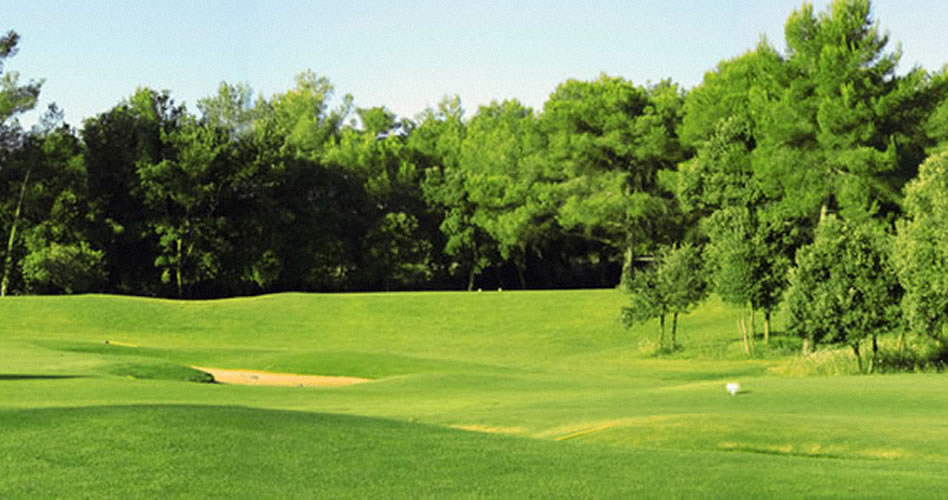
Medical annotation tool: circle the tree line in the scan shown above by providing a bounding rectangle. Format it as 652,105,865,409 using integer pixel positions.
3,1,948,367
621,0,948,370
0,53,686,296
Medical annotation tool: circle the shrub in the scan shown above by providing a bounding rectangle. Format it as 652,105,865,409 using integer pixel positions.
21,241,106,294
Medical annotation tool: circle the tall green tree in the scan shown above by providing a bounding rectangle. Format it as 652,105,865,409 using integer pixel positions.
82,88,183,295
893,151,948,350
677,51,800,348
324,106,436,290
622,243,707,350
540,75,686,281
193,81,291,293
701,207,758,353
268,70,351,159
675,1,939,348
787,215,901,372
678,41,784,152
753,0,940,224
18,108,104,295
3,108,101,295
459,99,551,288
0,30,41,146
0,29,43,296
247,79,369,292
417,96,499,290
137,115,235,297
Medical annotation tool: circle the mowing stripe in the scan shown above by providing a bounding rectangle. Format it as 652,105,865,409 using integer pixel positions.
555,424,614,441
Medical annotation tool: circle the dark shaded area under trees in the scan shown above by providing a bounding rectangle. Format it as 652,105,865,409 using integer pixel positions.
4,1,948,368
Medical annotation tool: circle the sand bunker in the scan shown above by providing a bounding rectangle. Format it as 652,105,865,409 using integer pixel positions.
192,366,370,387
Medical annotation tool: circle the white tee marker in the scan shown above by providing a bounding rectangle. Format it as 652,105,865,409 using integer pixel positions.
726,382,740,396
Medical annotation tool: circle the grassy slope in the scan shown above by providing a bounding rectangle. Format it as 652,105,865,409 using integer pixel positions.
2,405,943,498
2,291,634,371
1,290,946,497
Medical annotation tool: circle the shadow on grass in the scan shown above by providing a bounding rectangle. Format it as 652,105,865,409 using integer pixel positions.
0,374,84,381
718,445,852,461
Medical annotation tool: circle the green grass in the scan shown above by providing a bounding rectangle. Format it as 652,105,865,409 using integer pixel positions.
1,290,946,497
2,405,944,498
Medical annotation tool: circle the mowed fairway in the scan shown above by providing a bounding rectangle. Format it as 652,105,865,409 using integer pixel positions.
1,290,946,497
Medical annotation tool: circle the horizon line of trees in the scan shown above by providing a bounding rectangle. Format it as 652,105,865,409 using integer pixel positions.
1,50,688,297
4,1,948,368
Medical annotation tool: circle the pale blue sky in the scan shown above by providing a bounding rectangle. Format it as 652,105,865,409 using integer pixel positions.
4,1,948,127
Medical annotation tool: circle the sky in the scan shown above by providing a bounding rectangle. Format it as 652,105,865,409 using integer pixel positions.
4,1,948,127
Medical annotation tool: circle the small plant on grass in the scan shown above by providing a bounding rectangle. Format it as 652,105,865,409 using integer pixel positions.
873,337,948,373
622,243,707,352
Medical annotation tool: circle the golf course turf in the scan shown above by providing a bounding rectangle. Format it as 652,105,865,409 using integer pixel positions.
1,290,945,497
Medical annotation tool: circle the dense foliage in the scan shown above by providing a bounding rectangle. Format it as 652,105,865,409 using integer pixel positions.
3,1,948,366
622,243,706,350
787,215,902,372
2,65,690,296
894,151,948,353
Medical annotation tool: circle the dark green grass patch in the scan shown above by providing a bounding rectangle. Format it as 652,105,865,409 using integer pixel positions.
103,361,214,383
32,342,215,382
0,374,83,381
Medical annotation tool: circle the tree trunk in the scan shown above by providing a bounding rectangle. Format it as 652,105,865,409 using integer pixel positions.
764,310,771,346
802,336,810,354
622,247,633,284
1,165,32,297
516,261,526,290
741,303,754,355
868,334,879,374
739,310,749,356
748,305,756,350
467,246,479,291
897,330,905,354
659,314,666,349
671,311,679,348
175,238,184,298
852,342,863,373
599,249,610,287
467,266,476,291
